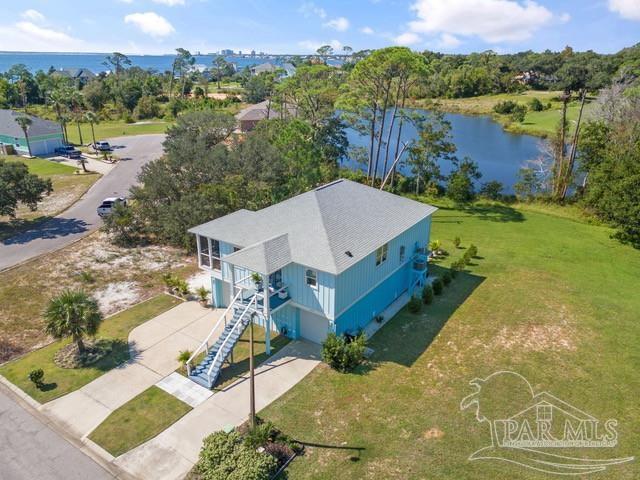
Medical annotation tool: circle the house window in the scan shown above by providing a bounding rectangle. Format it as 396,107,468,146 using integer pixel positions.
536,404,553,423
375,243,389,266
198,235,211,268
269,269,283,289
305,269,317,288
399,245,406,263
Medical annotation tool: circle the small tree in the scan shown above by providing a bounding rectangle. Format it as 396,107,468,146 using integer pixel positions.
14,115,33,157
479,180,504,200
196,286,209,304
84,111,99,148
408,295,422,313
29,369,45,388
321,333,366,372
529,97,544,111
453,236,461,248
442,270,452,286
44,290,102,354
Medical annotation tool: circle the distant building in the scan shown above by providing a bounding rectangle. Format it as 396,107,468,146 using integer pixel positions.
52,68,96,86
282,63,296,78
251,50,256,57
0,109,64,156
250,62,278,75
220,49,234,56
237,101,296,132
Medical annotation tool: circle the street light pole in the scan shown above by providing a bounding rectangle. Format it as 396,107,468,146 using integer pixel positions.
249,312,257,429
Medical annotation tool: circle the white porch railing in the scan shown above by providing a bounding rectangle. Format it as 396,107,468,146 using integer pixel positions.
204,294,258,384
186,288,244,376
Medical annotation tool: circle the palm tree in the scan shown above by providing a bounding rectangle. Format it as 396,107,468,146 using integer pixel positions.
44,290,102,354
84,111,99,149
14,115,33,157
49,87,70,143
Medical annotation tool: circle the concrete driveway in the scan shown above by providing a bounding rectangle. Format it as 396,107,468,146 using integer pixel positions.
41,302,223,438
0,134,165,271
115,341,321,480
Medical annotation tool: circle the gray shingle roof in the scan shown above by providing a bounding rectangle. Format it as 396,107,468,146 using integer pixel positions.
189,179,437,274
0,110,62,138
224,233,292,274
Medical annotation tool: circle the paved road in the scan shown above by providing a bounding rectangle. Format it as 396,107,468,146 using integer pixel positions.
0,134,165,271
0,385,114,480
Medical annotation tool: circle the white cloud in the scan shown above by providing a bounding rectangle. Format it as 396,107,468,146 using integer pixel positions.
0,22,82,52
298,39,342,52
559,12,571,23
608,0,640,20
395,32,421,46
21,9,45,23
323,16,350,31
298,2,326,19
124,12,175,37
437,32,461,48
360,26,374,35
152,0,186,5
407,0,555,43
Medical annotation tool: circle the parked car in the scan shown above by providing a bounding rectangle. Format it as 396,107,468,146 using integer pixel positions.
97,197,127,217
92,141,111,151
54,145,82,159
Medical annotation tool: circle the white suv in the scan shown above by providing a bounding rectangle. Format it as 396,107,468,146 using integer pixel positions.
97,197,126,217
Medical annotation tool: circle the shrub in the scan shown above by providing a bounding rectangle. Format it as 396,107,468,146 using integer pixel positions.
449,266,458,278
453,236,461,248
451,259,465,273
175,279,190,297
529,97,544,111
493,100,518,114
195,430,278,480
78,270,95,284
442,271,452,286
407,295,422,313
177,349,192,364
463,250,472,264
28,369,44,388
479,180,504,200
196,286,210,303
510,104,527,123
422,284,434,304
468,244,478,258
321,333,366,373
244,421,277,449
432,278,443,295
134,95,161,120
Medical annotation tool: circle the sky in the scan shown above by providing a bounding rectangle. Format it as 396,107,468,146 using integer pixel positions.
0,0,638,55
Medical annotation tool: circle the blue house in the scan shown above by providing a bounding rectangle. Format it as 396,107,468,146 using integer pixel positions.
186,179,436,387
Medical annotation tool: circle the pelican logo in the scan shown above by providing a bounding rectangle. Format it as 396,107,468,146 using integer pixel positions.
460,371,634,475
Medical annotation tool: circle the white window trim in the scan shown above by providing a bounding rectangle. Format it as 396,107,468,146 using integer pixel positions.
375,243,389,267
305,268,318,289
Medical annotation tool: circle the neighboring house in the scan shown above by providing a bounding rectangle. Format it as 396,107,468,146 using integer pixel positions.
0,110,64,156
281,62,296,78
237,100,296,132
250,62,278,76
53,67,96,86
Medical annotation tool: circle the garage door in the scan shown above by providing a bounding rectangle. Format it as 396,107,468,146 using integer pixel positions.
299,309,330,344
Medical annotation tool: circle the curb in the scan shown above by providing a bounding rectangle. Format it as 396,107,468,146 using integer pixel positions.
0,377,135,479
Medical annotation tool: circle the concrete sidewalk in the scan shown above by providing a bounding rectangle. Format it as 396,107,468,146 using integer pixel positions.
114,340,321,480
41,302,224,438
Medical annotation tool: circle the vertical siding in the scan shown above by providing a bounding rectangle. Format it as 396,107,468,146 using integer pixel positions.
283,264,335,318
334,217,431,316
335,263,411,334
271,305,300,339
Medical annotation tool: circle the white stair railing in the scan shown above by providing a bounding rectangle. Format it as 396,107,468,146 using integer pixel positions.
205,294,258,385
186,288,244,376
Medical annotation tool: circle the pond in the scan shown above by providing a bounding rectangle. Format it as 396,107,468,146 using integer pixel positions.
342,109,542,193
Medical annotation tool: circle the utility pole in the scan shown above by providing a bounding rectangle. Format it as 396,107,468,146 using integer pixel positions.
249,312,257,429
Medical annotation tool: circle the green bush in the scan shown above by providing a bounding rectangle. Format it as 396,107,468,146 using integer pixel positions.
529,97,544,111
442,271,452,286
321,333,366,373
432,278,443,295
422,284,434,304
28,369,44,388
453,236,461,248
407,295,422,313
451,259,465,273
177,350,192,363
196,286,210,303
463,250,472,264
244,421,277,449
195,430,278,480
468,244,478,258
493,100,518,114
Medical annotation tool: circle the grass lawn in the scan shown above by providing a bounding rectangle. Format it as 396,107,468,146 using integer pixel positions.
65,120,169,145
0,294,181,403
0,156,99,241
89,386,191,457
412,90,592,137
178,323,290,391
261,201,640,480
